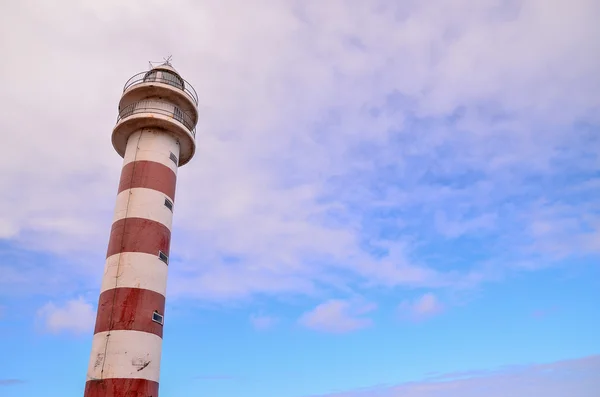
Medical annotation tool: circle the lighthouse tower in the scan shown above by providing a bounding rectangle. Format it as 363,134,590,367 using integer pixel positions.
84,60,198,397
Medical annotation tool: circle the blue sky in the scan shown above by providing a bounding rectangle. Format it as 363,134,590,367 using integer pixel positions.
1,0,599,396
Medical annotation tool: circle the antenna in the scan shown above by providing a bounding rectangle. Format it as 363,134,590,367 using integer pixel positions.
148,55,173,69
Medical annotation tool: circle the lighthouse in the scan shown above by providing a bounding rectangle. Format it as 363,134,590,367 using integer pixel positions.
84,60,198,397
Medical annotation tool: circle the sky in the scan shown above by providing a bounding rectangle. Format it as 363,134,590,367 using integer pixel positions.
0,0,599,396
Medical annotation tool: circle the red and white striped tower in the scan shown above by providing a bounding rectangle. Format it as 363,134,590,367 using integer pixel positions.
84,60,198,397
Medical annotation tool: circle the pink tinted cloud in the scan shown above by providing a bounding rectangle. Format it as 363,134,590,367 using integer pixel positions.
299,299,377,333
305,355,600,397
399,293,444,321
531,306,559,319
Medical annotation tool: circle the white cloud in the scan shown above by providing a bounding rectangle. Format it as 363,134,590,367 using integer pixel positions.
250,314,278,330
306,355,600,397
0,0,598,301
299,299,376,333
399,293,444,321
36,297,95,335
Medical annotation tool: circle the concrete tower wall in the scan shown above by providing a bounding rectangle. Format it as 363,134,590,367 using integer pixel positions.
84,62,197,397
84,128,180,397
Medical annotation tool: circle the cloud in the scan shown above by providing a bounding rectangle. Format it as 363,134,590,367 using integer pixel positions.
531,306,559,319
299,299,376,333
399,293,444,321
434,212,497,239
250,314,278,330
305,355,600,397
0,0,599,302
0,379,25,386
36,297,95,335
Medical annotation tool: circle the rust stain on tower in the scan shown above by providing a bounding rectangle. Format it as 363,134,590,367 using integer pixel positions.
84,59,198,397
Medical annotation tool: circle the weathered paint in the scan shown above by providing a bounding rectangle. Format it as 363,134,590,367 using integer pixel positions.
113,188,175,231
87,330,162,381
118,160,177,202
84,378,159,397
101,252,169,297
106,217,171,258
123,129,181,175
86,129,172,396
86,63,197,397
94,287,165,337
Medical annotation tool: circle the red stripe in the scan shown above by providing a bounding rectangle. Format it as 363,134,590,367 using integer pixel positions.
84,378,158,397
94,287,165,338
118,160,177,201
106,217,170,258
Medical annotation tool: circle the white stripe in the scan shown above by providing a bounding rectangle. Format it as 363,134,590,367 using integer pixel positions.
113,188,174,230
87,330,162,382
100,252,168,296
123,129,181,174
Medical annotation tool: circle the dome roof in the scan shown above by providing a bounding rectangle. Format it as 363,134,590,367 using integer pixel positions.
150,62,180,76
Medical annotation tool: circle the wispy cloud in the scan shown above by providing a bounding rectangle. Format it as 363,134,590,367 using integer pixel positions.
0,379,25,386
299,299,377,333
36,297,95,335
305,355,600,397
531,306,560,319
434,212,497,239
0,0,598,303
399,293,444,321
250,314,278,330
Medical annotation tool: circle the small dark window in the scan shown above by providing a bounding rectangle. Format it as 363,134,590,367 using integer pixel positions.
158,251,169,265
152,311,164,325
173,107,184,124
169,152,178,165
143,70,158,83
164,198,173,211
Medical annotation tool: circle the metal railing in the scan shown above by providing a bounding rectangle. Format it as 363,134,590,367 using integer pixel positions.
123,71,198,105
117,100,196,137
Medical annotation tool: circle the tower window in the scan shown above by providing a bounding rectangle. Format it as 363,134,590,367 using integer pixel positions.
152,311,164,325
164,197,173,211
169,152,178,165
158,251,169,265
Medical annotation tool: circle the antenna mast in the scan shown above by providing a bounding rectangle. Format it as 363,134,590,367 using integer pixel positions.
148,55,173,69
